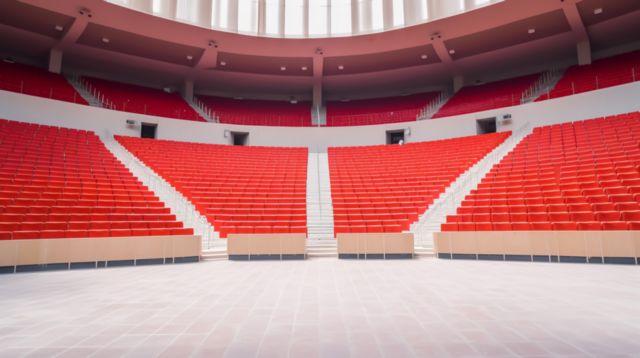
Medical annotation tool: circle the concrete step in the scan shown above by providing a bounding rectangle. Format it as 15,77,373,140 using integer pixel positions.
201,249,227,261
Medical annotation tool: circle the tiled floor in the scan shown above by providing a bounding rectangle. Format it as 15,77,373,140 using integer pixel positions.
1,258,640,357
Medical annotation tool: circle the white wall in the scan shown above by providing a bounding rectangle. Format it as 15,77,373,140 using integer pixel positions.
1,81,639,150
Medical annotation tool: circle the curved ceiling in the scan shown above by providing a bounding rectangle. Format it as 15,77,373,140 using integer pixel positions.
0,0,639,100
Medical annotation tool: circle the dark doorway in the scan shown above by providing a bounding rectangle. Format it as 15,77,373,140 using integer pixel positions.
476,117,497,135
386,130,405,145
231,131,249,146
141,123,157,139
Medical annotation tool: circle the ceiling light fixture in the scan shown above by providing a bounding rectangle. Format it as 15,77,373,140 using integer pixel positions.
594,7,603,15
420,54,428,60
54,25,64,32
280,66,287,71
101,37,110,44
528,28,536,34
338,65,344,70
301,66,308,71
220,61,227,66
186,55,193,61
448,49,455,55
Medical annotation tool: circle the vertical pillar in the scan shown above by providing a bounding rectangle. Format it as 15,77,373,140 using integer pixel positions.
279,0,286,36
312,54,324,125
130,0,153,13
303,0,309,37
403,0,417,25
228,0,239,31
426,0,438,20
197,0,213,27
453,74,464,93
382,0,393,30
351,0,359,34
48,48,63,74
360,0,371,32
258,0,267,34
576,40,592,66
182,78,194,102
159,0,178,18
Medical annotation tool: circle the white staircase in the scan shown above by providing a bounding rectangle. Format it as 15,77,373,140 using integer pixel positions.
410,123,533,248
306,239,337,259
65,74,103,108
100,135,219,250
306,149,335,240
187,97,217,123
201,240,228,261
521,68,565,103
417,90,453,120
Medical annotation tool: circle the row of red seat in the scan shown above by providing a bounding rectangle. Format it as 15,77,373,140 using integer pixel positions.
432,74,539,118
116,136,308,238
0,62,87,105
444,112,640,231
82,77,206,122
329,132,511,235
196,95,312,127
325,92,440,126
1,228,193,240
536,50,640,101
442,222,637,231
0,119,191,240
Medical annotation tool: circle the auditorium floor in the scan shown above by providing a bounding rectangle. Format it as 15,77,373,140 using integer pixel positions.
1,258,639,357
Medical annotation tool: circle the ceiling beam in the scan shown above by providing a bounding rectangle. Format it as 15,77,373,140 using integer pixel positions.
431,37,462,92
54,15,89,51
561,0,591,65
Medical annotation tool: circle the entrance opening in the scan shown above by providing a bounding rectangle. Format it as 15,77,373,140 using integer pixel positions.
476,117,497,135
141,123,157,139
231,132,249,146
386,130,405,145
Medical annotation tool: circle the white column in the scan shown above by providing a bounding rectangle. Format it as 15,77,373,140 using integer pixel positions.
303,0,309,37
464,0,474,11
48,48,63,74
576,40,592,66
404,0,418,25
130,0,153,13
159,0,177,18
228,0,239,31
382,0,393,30
258,0,267,34
351,0,359,34
426,0,438,20
182,78,194,101
453,74,464,93
279,0,286,36
197,0,212,27
360,0,371,32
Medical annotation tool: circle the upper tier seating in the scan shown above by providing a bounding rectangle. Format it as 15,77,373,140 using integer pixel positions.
196,95,312,127
82,77,206,122
0,62,87,105
116,137,308,238
0,119,192,240
326,92,440,126
329,132,510,235
536,50,640,101
443,112,640,232
432,74,540,118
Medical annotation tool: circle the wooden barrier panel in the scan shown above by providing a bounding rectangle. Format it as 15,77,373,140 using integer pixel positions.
336,233,414,259
227,234,306,260
0,235,201,273
434,231,640,264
